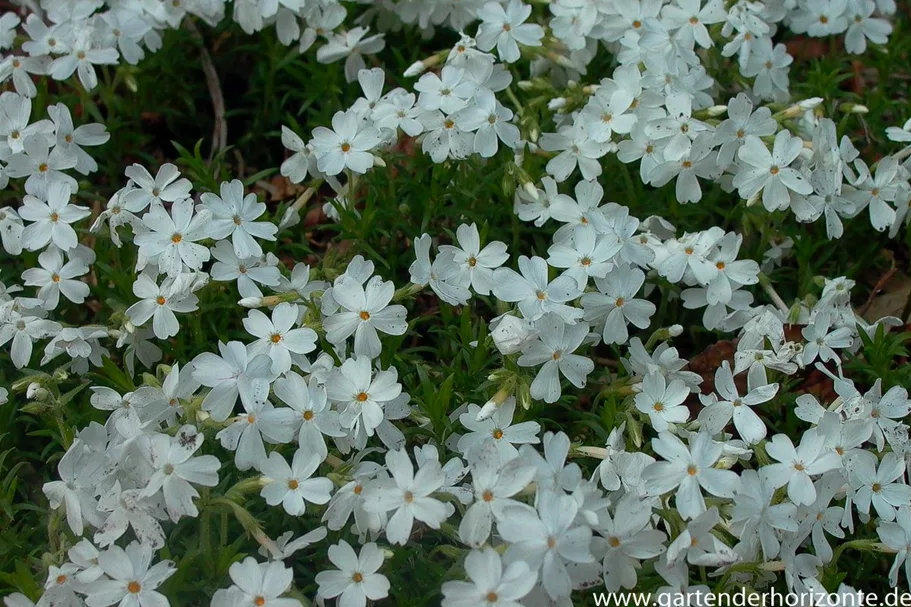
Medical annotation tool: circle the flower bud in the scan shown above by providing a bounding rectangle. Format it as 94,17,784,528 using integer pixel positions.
842,103,869,114
27,383,48,400
548,97,567,111
239,296,263,308
404,60,427,77
489,314,538,355
706,105,728,117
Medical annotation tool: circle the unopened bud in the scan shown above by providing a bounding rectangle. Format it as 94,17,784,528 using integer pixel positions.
842,103,869,114
27,383,48,400
404,60,427,77
548,97,567,111
574,446,609,459
239,296,263,308
477,389,511,421
798,97,824,110
517,80,533,91
522,180,539,201
668,324,683,337
706,105,728,117
489,314,538,355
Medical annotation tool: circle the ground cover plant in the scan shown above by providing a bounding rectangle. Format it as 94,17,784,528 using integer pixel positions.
1,0,911,605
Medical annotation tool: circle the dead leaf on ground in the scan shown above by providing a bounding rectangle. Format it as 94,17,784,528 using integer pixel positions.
861,271,911,323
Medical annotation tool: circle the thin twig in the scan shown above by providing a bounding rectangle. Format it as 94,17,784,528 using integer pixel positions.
184,18,227,162
857,266,897,317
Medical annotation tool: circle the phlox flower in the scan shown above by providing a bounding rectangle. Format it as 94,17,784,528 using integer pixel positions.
135,198,212,277
324,275,407,359
492,256,584,324
457,398,541,460
315,541,390,607
85,542,175,607
201,179,278,259
517,313,594,404
212,558,302,607
244,302,318,374
441,547,537,607
362,448,448,545
259,448,333,516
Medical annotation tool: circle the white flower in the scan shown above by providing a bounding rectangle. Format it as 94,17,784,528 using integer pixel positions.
598,493,668,592
661,0,727,48
731,470,799,559
441,547,537,607
522,431,583,493
19,182,88,251
666,507,737,566
273,371,345,458
514,176,573,227
216,398,298,472
85,542,175,607
126,272,200,340
201,179,278,259
698,361,777,444
455,88,520,157
49,33,118,90
324,275,407,359
498,490,594,600
311,109,381,175
410,234,472,305
260,448,333,516
846,451,911,523
734,132,813,211
316,26,385,83
193,340,276,422
743,41,792,102
0,205,24,255
800,312,853,366
419,109,475,163
135,198,212,277
457,398,541,460
48,102,109,175
5,133,77,198
877,505,911,587
489,314,539,355
122,163,192,213
244,302,317,374
363,448,448,545
714,93,777,168
42,442,105,536
21,246,90,310
414,66,477,113
212,557,302,607
280,126,319,184
761,430,842,506
315,541,391,607
138,425,220,521
492,256,584,324
539,122,613,182
706,232,760,306
438,223,509,296
0,308,61,369
635,371,691,432
327,355,402,438
476,0,544,63
459,440,536,547
582,263,655,345
518,313,594,404
643,431,740,520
